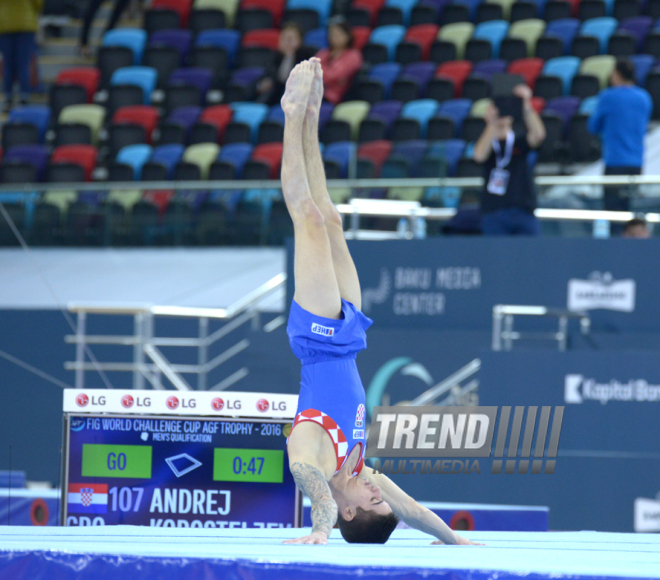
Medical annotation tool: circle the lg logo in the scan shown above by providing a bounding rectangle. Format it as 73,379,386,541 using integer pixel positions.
121,395,134,408
75,393,105,407
257,399,269,412
166,396,179,410
256,399,287,412
212,397,224,411
166,396,196,410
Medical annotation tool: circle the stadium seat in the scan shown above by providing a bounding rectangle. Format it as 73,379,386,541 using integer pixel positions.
437,99,472,137
354,0,388,27
511,1,539,22
242,29,280,50
242,0,285,25
544,95,580,126
97,46,135,91
50,145,97,181
508,57,545,88
399,99,439,138
579,17,618,53
142,144,185,180
441,3,470,25
367,25,407,61
358,140,393,176
571,37,600,62
629,53,655,85
331,101,371,141
55,68,100,102
176,142,220,179
543,17,580,53
195,0,239,26
195,29,241,65
224,66,265,102
613,0,642,19
144,8,181,34
102,29,148,64
59,104,105,145
304,28,328,51
152,0,193,26
168,105,202,134
115,144,153,180
149,29,193,65
110,67,157,104
113,106,160,143
607,31,635,56
287,0,333,26
579,0,606,20
578,94,599,114
197,105,232,142
403,24,439,60
508,19,546,56
230,102,268,141
410,1,441,26
477,3,504,23
3,145,49,180
6,106,50,143
216,142,253,177
365,62,402,100
427,139,466,176
190,8,227,35
251,142,283,178
382,0,418,26
488,0,518,20
472,20,510,58
579,54,615,88
347,6,373,28
50,85,88,123
392,62,436,101
436,60,473,97
618,16,653,51
143,46,180,90
544,0,572,22
359,101,403,141
438,23,475,59
169,68,212,100
2,123,39,151
540,56,581,94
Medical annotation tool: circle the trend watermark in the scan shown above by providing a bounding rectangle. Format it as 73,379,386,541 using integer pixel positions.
366,406,564,475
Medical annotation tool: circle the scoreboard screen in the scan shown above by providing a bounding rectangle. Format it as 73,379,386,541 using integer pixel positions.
62,412,301,529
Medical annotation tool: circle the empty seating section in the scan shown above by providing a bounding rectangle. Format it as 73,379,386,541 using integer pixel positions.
2,0,659,245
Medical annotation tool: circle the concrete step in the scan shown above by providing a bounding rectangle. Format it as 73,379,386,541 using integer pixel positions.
57,19,141,40
39,55,95,84
40,38,100,57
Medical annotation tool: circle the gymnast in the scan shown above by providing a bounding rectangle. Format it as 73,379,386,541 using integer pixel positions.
281,58,482,546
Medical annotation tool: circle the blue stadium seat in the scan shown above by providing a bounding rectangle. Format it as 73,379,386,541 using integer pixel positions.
542,56,581,94
304,28,328,50
110,67,158,104
391,139,428,168
218,143,254,177
102,29,148,65
630,54,655,86
385,0,418,26
149,144,185,178
437,99,473,137
287,0,333,25
456,0,484,20
370,25,407,60
544,19,580,54
230,102,268,140
368,63,402,97
579,17,618,53
267,104,285,124
473,20,510,59
401,99,439,138
195,29,241,65
578,95,599,115
116,144,153,179
324,141,357,178
7,106,51,142
427,139,466,177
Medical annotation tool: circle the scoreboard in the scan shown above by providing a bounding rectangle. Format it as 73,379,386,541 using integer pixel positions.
61,390,301,528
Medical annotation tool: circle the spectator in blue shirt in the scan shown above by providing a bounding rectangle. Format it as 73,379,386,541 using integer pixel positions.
588,59,652,213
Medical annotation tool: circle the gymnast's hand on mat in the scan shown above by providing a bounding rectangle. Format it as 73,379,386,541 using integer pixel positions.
431,536,485,546
283,531,329,545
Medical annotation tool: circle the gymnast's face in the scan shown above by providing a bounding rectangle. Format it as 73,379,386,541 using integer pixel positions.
333,476,392,520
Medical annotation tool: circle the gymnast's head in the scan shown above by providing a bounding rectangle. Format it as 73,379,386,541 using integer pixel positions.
331,474,399,543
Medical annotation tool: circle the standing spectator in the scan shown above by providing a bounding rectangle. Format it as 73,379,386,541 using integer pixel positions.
79,0,142,57
473,85,546,236
588,59,652,213
316,18,363,105
256,23,316,105
0,0,43,113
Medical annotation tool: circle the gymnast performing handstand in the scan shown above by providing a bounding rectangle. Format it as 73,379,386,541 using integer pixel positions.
281,58,482,546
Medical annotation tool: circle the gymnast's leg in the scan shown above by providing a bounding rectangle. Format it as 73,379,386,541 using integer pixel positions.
281,60,342,320
301,58,362,310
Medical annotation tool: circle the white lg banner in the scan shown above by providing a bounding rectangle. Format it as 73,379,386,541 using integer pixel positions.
634,497,660,532
63,389,299,419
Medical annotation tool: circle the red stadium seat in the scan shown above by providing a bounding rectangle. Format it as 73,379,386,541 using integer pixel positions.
50,145,97,181
143,190,175,213
200,105,233,141
508,58,545,91
353,0,387,26
404,24,440,60
151,0,192,27
56,68,100,103
112,106,160,143
352,26,372,51
436,61,473,97
242,0,285,25
357,140,392,176
251,143,283,178
241,29,280,50
531,96,545,114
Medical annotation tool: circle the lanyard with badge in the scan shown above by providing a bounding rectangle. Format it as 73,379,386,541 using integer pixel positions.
487,130,514,196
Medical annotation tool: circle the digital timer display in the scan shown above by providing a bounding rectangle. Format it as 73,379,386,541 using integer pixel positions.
213,448,284,483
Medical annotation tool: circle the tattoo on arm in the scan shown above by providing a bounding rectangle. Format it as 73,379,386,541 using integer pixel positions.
290,462,338,537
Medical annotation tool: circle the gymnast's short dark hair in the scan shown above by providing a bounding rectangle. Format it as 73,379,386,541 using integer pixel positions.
337,508,399,543
615,59,635,82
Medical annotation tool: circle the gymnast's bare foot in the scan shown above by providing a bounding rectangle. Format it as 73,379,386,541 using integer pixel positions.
281,60,314,121
306,57,324,119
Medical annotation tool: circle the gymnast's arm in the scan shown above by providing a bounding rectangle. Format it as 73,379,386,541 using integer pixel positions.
361,466,482,545
283,446,338,545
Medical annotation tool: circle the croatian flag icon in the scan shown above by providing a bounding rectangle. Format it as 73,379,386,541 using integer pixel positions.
68,483,108,514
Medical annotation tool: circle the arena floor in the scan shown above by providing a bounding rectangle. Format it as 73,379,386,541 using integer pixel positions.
1,526,659,580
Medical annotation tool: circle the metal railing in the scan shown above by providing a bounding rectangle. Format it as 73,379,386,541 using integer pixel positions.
64,273,286,390
407,359,482,407
492,305,591,352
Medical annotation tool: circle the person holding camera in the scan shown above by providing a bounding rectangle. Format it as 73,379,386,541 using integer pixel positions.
473,84,546,236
